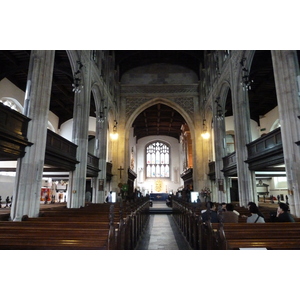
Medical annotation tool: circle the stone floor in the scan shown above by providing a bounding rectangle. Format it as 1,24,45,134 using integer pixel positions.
135,201,191,250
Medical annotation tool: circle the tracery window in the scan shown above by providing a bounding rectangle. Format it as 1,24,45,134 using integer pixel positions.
146,141,170,178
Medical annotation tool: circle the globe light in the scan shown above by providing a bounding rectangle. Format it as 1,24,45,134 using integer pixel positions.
201,131,210,139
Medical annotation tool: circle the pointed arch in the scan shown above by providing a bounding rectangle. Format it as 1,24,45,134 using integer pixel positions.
91,82,103,115
124,98,195,180
219,80,232,112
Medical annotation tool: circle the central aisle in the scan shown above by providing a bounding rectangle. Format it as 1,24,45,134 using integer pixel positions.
135,201,191,250
148,215,180,250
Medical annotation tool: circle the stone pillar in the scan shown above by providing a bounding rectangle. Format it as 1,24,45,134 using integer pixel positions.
230,57,256,207
67,60,91,208
94,111,108,203
112,116,126,194
10,50,55,221
213,106,227,204
271,50,300,216
193,126,203,193
108,96,127,197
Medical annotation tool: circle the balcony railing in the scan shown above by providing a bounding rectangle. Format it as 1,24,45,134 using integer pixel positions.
222,152,237,176
45,129,79,170
246,127,283,170
0,103,33,160
87,153,100,177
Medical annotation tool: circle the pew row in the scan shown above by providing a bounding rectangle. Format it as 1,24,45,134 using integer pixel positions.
216,223,300,250
0,199,150,250
172,199,300,250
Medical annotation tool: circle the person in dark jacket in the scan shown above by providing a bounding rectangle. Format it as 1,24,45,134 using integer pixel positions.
275,202,295,222
221,203,239,223
201,201,219,223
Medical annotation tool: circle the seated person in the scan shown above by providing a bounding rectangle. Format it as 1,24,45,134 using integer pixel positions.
218,202,226,213
242,202,264,219
248,202,264,219
221,203,239,223
201,201,219,223
275,202,295,222
218,202,239,216
247,205,265,223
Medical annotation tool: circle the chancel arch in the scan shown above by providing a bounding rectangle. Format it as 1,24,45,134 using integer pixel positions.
123,97,197,193
125,97,195,148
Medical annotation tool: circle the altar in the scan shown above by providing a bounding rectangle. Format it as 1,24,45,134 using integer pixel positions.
150,193,169,201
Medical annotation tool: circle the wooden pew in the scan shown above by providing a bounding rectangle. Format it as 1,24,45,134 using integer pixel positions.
0,238,106,250
172,199,203,249
0,199,150,250
172,199,300,250
0,221,112,250
216,223,300,250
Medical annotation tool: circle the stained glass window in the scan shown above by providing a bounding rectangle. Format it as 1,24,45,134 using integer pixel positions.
146,142,170,178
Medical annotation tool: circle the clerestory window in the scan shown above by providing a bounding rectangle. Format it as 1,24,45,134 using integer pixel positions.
146,141,170,178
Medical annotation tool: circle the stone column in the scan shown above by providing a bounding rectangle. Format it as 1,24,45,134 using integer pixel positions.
230,56,256,207
271,50,300,216
108,95,126,196
10,50,55,221
67,59,91,208
94,109,108,203
112,115,126,194
213,106,227,204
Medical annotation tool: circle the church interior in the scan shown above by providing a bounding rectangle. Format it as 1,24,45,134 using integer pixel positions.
2,2,300,298
1,49,300,253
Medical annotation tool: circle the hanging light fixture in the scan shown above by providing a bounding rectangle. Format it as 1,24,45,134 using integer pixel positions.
201,98,210,139
215,97,224,121
110,119,119,140
110,99,119,140
240,58,253,91
72,60,84,93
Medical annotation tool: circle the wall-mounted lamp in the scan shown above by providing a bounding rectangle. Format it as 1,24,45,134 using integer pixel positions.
72,60,84,93
201,119,210,139
110,119,118,140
